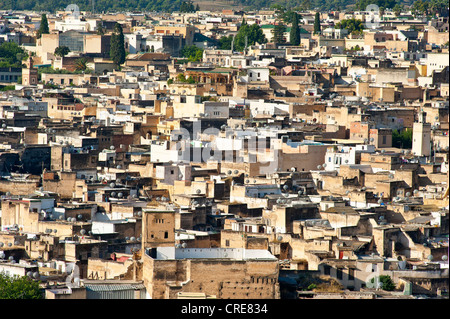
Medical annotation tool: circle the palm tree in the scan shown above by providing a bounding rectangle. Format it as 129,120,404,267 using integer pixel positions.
75,57,88,71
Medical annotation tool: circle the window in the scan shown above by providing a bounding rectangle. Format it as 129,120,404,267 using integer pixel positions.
348,268,355,281
323,265,331,275
164,231,168,239
225,240,230,247
337,269,343,280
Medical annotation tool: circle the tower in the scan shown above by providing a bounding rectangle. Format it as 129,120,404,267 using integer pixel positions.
412,110,431,157
22,55,38,86
141,207,176,250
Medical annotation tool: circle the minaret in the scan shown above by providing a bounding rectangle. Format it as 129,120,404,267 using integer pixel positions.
22,55,38,86
412,110,431,157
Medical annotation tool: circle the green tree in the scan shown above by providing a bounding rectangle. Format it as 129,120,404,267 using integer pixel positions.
234,20,266,52
37,13,49,38
412,0,430,17
75,57,89,71
180,0,195,12
335,18,364,34
218,35,233,50
54,46,71,58
371,275,395,291
96,21,105,35
430,0,449,17
313,12,321,35
181,45,203,62
272,23,287,45
393,4,403,16
0,41,27,68
110,23,126,66
0,272,43,299
290,12,301,46
392,128,412,149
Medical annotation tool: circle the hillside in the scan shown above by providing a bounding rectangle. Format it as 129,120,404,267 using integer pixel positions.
0,0,363,13
0,0,420,13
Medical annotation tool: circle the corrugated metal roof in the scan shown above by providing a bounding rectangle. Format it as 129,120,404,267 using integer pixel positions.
85,284,145,292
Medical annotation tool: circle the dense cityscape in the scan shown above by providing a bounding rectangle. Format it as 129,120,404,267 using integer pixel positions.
0,0,448,303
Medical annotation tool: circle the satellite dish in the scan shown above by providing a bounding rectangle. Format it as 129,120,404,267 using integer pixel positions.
317,165,322,170
80,229,86,235
181,243,187,248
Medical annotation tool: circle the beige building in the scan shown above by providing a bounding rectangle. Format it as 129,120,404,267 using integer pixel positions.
142,246,280,299
412,111,431,157
141,207,177,250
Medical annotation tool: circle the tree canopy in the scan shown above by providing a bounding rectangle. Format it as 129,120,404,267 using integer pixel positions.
272,23,287,45
335,18,365,34
37,13,49,38
110,23,126,66
180,45,203,62
313,12,321,35
228,20,267,52
0,272,43,299
290,12,301,46
0,41,28,68
54,46,71,58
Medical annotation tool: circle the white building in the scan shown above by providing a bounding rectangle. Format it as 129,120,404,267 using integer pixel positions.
324,144,375,171
412,111,431,157
425,52,449,76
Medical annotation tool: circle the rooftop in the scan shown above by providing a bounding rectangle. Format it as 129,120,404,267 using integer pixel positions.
148,247,277,261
